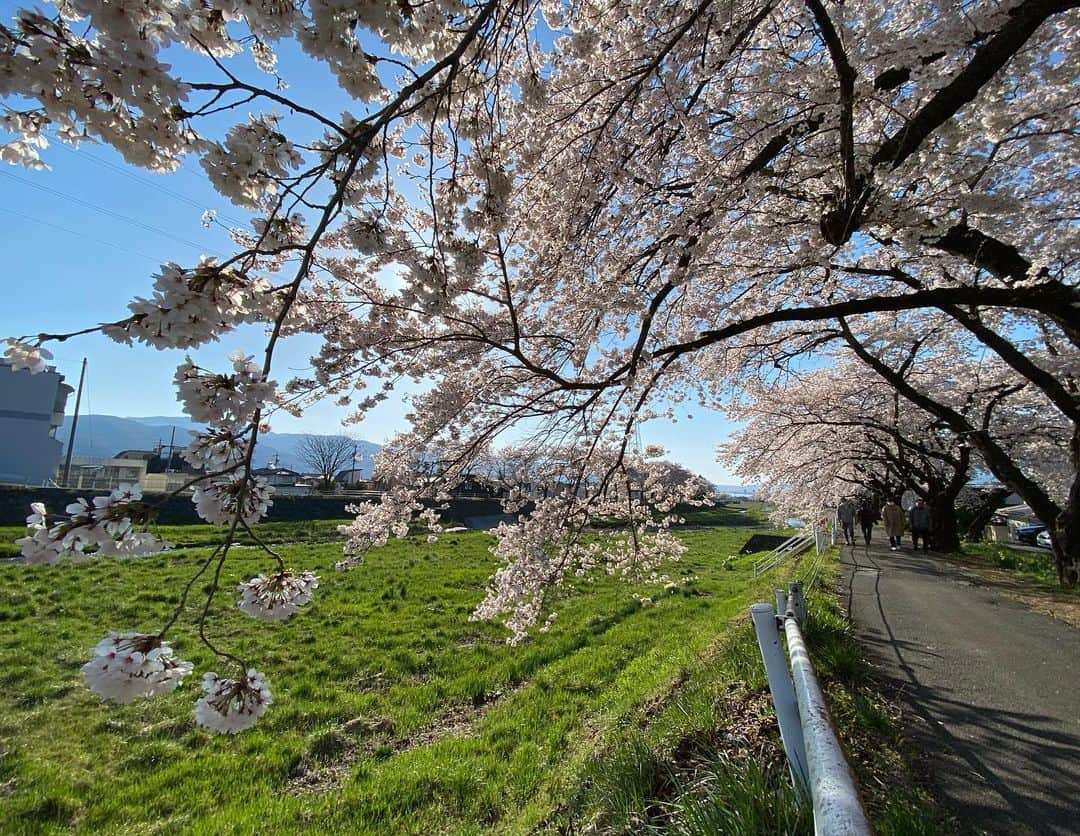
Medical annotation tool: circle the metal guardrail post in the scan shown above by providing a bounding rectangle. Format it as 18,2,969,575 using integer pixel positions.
784,614,873,835
814,524,828,554
775,589,788,617
750,604,810,798
789,580,806,624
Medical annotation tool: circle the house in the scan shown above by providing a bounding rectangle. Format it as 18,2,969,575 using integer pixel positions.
0,359,73,485
253,467,312,496
115,449,159,464
60,456,148,491
253,466,303,487
334,467,367,488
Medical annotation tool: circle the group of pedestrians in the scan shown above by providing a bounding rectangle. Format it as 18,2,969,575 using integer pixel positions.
836,495,934,552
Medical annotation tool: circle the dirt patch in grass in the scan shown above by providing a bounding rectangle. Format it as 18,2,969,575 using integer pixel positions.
287,689,513,795
455,633,503,648
287,740,362,796
394,687,510,752
675,688,782,773
635,669,692,729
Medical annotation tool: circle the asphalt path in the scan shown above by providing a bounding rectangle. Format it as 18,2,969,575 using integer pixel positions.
840,536,1080,835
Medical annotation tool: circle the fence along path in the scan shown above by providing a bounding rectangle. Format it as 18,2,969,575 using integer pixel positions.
752,580,873,836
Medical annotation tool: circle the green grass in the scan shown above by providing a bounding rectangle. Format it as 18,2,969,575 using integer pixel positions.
0,519,358,559
551,554,947,835
0,525,805,833
676,501,770,527
958,541,1060,583
0,524,944,834
0,503,766,559
582,501,770,532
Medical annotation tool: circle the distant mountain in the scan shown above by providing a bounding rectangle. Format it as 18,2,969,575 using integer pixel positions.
57,415,381,476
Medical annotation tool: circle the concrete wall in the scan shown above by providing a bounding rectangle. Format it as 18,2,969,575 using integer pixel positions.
0,485,512,526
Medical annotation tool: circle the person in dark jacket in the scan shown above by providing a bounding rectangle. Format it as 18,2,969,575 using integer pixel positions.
857,502,876,546
909,499,932,552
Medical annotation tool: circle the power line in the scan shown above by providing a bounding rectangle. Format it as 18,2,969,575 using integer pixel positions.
46,136,250,228
0,168,223,256
0,205,170,264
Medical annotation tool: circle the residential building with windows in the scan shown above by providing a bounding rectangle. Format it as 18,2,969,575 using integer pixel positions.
60,456,148,491
0,360,73,486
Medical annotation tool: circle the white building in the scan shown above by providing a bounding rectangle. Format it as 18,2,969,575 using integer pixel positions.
0,360,73,486
61,457,148,491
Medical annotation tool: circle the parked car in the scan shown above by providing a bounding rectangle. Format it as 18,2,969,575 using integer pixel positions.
1013,523,1047,545
1036,529,1053,549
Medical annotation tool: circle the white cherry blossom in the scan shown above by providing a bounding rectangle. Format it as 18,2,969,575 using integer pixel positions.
82,633,193,704
237,570,319,621
194,670,273,734
3,339,52,373
192,474,273,526
16,485,166,560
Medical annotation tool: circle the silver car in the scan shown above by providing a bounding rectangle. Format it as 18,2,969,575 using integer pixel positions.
1036,529,1052,549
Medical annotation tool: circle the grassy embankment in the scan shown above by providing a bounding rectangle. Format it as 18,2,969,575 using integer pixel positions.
0,503,940,833
0,501,770,559
959,541,1060,583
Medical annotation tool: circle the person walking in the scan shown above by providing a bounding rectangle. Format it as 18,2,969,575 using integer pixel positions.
837,498,857,546
882,497,905,550
857,501,876,546
909,498,932,552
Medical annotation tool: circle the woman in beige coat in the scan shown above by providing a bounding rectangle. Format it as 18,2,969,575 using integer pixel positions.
882,498,905,550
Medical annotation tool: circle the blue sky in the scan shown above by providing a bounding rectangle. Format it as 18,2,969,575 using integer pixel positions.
0,3,745,483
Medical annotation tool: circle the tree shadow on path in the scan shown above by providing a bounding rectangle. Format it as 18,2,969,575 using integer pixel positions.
842,542,1080,836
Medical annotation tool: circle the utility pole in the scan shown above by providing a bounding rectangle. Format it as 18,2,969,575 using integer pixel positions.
61,358,87,488
165,426,176,472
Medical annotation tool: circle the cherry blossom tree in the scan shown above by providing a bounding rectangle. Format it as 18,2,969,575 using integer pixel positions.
3,0,1078,728
721,352,1015,551
837,313,1078,582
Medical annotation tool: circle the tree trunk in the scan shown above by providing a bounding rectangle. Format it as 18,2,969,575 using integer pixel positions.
962,487,1011,542
930,492,961,552
1051,429,1080,588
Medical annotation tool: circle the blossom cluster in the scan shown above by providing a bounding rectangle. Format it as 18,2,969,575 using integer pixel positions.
469,473,691,644
172,352,279,525
192,473,274,526
16,485,167,563
194,670,273,734
175,353,277,430
237,570,319,621
335,488,422,568
200,114,303,209
82,633,193,703
103,260,274,351
2,339,53,373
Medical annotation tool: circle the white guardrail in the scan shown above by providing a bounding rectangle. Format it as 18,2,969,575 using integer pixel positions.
752,532,814,576
753,521,830,576
751,582,873,836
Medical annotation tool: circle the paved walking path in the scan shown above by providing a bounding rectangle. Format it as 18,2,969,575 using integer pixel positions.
840,536,1080,835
